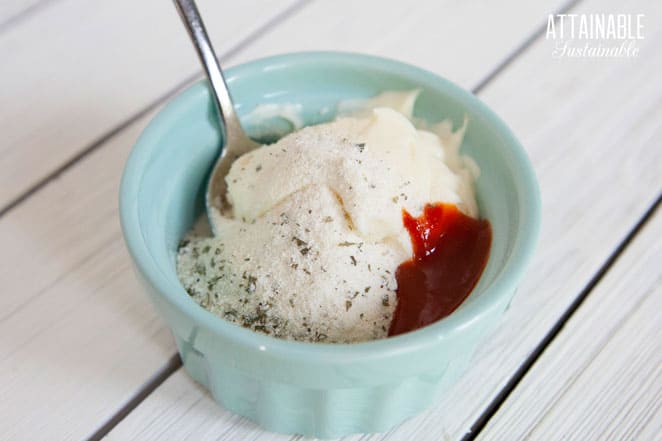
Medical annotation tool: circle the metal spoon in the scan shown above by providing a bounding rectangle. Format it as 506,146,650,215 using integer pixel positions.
174,0,259,225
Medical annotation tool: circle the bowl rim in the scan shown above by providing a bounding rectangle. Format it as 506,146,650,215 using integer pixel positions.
119,51,541,362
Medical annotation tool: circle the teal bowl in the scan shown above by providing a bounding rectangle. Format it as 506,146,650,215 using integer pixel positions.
119,52,540,438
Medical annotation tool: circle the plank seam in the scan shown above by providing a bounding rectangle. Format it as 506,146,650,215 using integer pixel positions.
462,193,662,441
0,0,61,34
525,278,659,439
472,0,583,94
85,353,183,441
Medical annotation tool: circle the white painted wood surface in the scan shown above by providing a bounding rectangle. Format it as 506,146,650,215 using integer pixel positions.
478,212,661,440
0,112,174,441
229,0,557,90
1,0,660,440
0,1,576,440
105,0,662,439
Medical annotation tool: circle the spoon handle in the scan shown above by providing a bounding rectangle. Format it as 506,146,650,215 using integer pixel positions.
173,0,243,144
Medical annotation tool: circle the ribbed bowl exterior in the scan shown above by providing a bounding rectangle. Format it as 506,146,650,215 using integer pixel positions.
137,271,510,438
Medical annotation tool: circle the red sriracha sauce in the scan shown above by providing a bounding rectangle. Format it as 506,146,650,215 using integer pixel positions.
388,203,492,337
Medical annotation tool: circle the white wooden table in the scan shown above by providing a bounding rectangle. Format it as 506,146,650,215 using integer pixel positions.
2,1,660,440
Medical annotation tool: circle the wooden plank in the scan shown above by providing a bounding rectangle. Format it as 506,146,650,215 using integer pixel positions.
104,0,662,439
229,0,561,90
103,370,291,441
0,113,175,441
0,0,301,210
3,0,641,440
479,210,661,440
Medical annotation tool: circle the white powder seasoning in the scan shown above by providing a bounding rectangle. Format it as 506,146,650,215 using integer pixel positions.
177,91,478,343
177,185,400,343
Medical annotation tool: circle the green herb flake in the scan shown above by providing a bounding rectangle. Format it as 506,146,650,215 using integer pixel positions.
193,263,206,276
292,236,311,256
